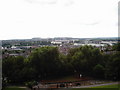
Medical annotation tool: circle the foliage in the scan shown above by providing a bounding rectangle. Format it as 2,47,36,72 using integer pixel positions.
2,45,120,85
2,76,8,90
68,45,103,76
25,81,37,90
93,64,105,78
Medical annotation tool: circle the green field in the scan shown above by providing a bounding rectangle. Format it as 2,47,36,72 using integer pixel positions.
4,86,26,90
91,84,120,88
3,84,120,90
72,84,120,90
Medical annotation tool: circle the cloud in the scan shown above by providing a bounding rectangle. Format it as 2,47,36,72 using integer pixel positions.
83,22,100,25
63,0,74,6
25,0,74,6
78,22,100,26
25,0,57,5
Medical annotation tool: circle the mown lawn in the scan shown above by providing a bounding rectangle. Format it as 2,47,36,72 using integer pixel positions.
4,86,26,90
72,84,120,90
91,84,120,88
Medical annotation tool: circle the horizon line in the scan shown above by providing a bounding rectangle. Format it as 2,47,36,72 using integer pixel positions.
1,36,119,41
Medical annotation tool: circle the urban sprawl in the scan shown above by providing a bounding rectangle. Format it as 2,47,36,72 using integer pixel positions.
2,37,118,58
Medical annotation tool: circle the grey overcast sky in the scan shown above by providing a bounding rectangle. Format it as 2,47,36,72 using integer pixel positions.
0,0,119,40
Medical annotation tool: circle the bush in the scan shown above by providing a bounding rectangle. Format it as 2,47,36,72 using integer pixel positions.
25,81,38,90
60,83,65,87
75,83,81,86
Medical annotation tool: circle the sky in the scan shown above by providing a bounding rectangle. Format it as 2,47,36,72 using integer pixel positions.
0,0,119,40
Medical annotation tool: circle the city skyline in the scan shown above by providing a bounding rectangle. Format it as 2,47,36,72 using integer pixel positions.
0,0,119,40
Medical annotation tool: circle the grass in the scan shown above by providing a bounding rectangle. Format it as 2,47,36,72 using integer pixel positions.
72,88,119,90
72,84,120,90
91,84,120,88
4,86,26,90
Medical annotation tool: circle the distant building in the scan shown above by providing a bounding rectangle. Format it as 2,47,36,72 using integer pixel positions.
51,41,62,45
101,41,117,46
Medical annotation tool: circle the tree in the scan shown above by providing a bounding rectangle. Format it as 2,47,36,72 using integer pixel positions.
28,47,61,80
104,52,120,80
68,45,104,76
2,56,25,83
93,64,105,79
112,42,120,51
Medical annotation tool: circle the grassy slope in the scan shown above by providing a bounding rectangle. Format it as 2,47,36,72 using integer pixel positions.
72,84,120,90
4,86,26,90
91,84,119,88
91,84,120,90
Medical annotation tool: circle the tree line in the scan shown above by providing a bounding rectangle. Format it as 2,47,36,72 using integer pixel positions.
2,44,120,85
